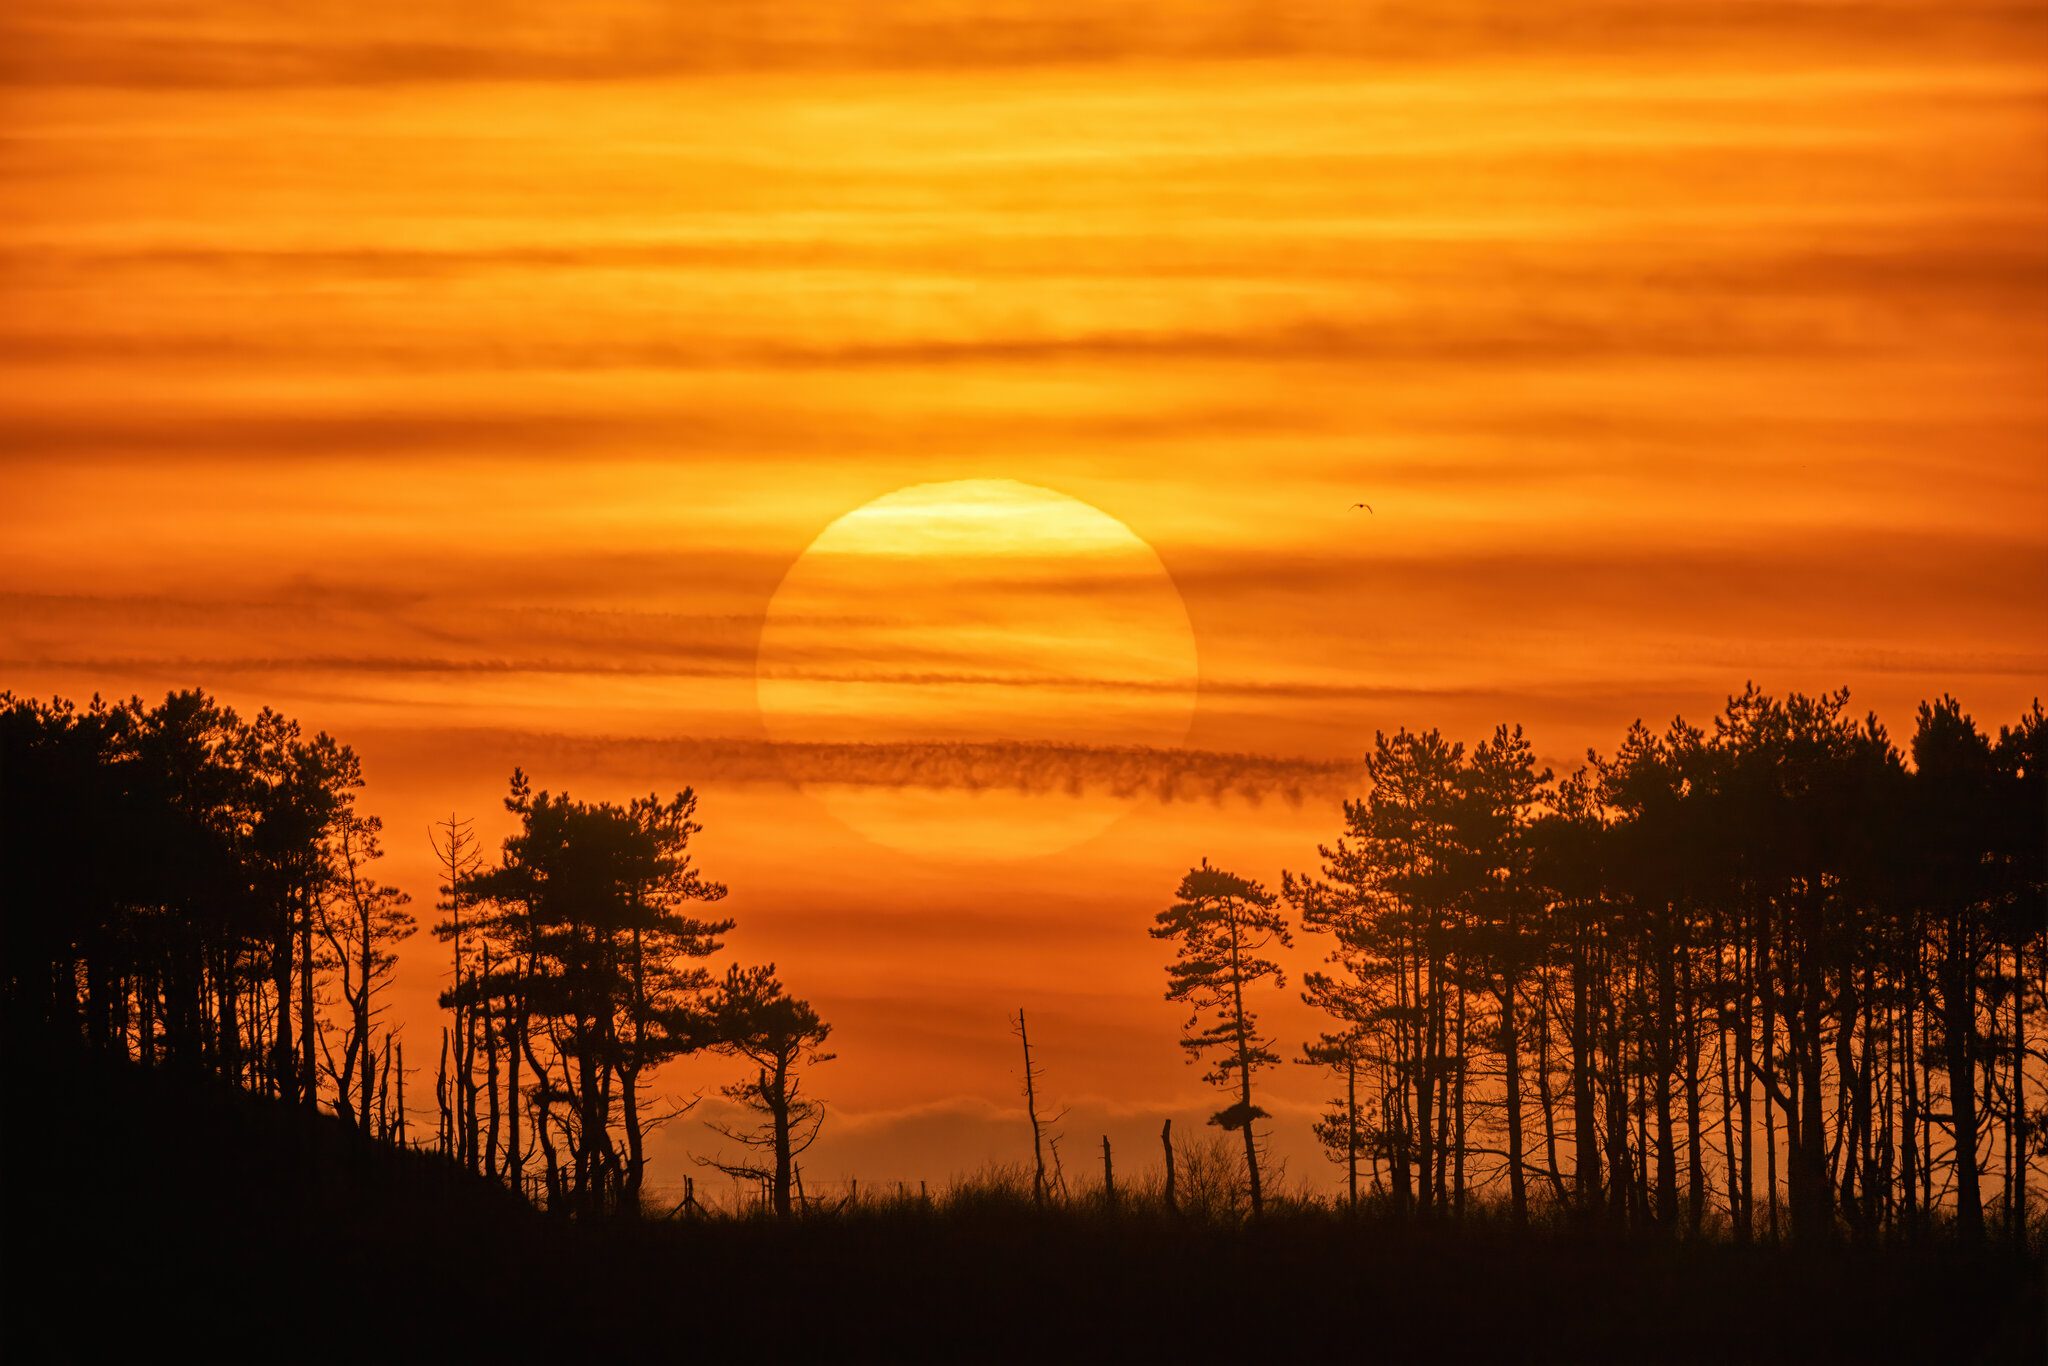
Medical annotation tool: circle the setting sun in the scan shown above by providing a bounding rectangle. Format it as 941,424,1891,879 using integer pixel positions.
756,479,1198,857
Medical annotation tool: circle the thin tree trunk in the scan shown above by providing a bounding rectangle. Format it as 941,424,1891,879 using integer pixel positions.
1634,1034,1650,1228
506,1004,523,1191
1763,935,1780,1241
1716,1014,1740,1238
1853,968,1879,1238
1605,982,1631,1225
1533,978,1568,1207
377,1032,391,1140
1792,894,1830,1244
1018,1009,1049,1207
2010,941,2027,1247
357,906,374,1135
1682,946,1705,1234
1502,980,1527,1226
620,922,643,1202
1943,943,1985,1245
1345,1054,1360,1211
1161,1119,1177,1216
1900,930,1920,1237
1734,934,1755,1244
299,886,317,1111
1414,949,1434,1214
771,1061,794,1218
484,986,501,1182
462,980,481,1174
1654,908,1679,1229
273,911,295,1103
1453,985,1467,1219
437,1027,451,1157
1226,899,1263,1219
1572,933,1600,1218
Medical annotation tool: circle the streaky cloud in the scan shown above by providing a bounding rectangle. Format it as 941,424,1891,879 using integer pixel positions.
473,731,1361,804
4,1,2044,90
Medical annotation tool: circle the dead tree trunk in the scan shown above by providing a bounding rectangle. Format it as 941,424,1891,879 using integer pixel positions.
1015,1009,1050,1207
1161,1119,1177,1216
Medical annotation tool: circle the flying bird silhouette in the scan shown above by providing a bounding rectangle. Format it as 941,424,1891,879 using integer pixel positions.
1351,502,1374,513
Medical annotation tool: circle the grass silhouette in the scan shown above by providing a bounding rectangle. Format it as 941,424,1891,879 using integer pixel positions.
10,1046,2040,1364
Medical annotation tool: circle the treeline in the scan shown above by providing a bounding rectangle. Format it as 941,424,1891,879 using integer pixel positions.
0,690,832,1217
7,683,2042,1242
1171,686,2044,1245
433,774,830,1216
0,690,397,1114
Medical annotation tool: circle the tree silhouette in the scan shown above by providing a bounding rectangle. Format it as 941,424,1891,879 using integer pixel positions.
4,680,2040,1247
1284,727,1466,1217
317,809,415,1134
1455,723,1552,1226
1279,684,2044,1243
0,690,372,1099
456,774,734,1212
1014,1008,1060,1207
703,963,834,1218
1152,859,1293,1218
1301,1029,1371,1208
430,812,484,1170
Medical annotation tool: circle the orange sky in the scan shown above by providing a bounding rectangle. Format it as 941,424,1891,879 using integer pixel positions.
4,1,2046,1198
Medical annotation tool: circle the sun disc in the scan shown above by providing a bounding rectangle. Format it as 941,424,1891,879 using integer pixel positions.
755,479,1198,859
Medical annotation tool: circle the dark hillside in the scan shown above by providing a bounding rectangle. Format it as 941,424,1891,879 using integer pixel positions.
7,1047,2042,1364
12,1045,540,1358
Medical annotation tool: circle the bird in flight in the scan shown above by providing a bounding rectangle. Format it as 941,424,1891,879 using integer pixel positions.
1351,502,1374,513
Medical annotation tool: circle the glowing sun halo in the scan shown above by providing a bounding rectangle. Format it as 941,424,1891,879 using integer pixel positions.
755,480,1199,859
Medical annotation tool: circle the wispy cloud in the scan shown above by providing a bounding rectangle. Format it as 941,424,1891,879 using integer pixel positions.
423,731,1360,804
5,1,2044,89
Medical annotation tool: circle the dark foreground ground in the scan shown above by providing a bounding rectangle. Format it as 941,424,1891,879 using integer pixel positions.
7,1052,2042,1364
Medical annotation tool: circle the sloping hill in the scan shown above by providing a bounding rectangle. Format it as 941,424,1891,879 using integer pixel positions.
7,1046,2042,1364
11,1046,542,1360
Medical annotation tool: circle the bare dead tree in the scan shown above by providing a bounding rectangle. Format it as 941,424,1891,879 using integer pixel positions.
1014,1008,1061,1207
1162,1119,1179,1215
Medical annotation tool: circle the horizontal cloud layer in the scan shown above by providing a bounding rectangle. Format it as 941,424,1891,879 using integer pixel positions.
426,732,1361,803
7,2,2045,89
